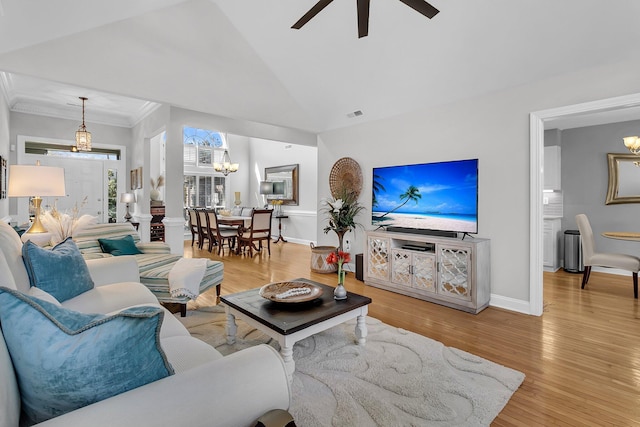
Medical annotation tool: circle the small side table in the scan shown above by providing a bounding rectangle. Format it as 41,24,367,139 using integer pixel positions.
274,215,288,243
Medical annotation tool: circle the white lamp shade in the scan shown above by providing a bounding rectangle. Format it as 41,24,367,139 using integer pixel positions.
120,193,136,203
259,181,273,195
8,165,66,197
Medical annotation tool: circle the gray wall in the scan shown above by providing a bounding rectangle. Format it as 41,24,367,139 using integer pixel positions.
561,119,640,255
317,56,640,310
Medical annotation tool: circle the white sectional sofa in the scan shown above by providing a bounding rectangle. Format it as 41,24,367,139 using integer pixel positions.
0,221,291,427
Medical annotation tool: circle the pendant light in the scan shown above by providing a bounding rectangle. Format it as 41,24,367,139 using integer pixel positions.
75,97,92,151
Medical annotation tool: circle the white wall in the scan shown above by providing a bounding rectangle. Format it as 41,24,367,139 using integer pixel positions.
0,89,9,219
249,138,318,244
9,112,133,221
130,104,170,217
317,56,640,309
165,106,316,221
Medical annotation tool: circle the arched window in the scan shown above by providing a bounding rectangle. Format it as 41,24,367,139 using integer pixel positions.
183,127,229,210
183,127,226,167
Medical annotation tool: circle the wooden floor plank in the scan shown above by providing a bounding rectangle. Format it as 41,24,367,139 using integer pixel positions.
182,241,640,425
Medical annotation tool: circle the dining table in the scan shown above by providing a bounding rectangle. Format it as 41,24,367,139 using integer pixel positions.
217,216,252,254
217,215,252,228
601,232,640,241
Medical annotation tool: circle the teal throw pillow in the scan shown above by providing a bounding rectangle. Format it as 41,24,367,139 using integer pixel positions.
22,237,94,302
98,234,142,256
0,287,174,424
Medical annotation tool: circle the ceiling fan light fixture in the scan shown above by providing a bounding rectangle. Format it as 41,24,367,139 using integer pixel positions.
75,97,92,151
292,0,439,39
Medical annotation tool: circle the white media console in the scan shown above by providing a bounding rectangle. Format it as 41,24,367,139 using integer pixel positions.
364,230,491,314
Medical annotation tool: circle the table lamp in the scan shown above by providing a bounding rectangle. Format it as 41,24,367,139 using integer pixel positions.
259,181,273,208
120,193,136,222
8,163,66,235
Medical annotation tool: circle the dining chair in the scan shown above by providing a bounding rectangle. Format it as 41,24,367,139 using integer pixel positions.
195,208,211,250
575,214,640,298
238,209,273,258
205,209,238,255
187,208,199,247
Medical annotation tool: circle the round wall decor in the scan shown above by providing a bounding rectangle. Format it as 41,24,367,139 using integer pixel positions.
329,157,363,199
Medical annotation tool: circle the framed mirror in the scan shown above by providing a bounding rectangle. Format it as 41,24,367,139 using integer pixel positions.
606,153,640,204
265,164,299,205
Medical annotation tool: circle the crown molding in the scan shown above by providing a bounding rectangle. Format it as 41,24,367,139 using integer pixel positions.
1,71,162,128
10,100,134,128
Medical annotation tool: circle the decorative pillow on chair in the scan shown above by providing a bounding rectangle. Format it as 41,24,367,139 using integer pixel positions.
0,287,174,424
98,234,143,256
22,237,94,302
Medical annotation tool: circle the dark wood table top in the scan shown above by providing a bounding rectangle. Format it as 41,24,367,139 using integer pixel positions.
220,278,372,335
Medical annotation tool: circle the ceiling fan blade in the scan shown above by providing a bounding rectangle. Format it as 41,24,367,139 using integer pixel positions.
292,0,335,29
397,0,439,19
357,0,370,38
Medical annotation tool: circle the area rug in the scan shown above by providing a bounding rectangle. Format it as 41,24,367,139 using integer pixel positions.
177,306,525,427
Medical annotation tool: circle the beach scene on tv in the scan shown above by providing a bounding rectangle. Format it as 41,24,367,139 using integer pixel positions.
372,159,478,233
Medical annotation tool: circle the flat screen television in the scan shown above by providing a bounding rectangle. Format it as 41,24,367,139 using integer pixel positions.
372,158,478,234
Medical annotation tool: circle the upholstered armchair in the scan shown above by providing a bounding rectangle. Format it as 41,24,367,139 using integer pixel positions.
575,213,640,298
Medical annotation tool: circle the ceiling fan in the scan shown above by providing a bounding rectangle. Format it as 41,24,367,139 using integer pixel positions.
291,0,439,38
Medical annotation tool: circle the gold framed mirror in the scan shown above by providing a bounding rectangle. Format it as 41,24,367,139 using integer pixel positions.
265,164,299,205
606,153,640,204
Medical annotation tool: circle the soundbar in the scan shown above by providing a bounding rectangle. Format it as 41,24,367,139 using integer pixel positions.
401,244,434,252
387,227,458,238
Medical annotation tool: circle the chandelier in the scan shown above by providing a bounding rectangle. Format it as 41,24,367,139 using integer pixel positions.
75,97,92,151
213,149,239,176
623,136,640,155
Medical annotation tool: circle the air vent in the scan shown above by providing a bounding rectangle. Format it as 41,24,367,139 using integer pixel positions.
347,110,363,118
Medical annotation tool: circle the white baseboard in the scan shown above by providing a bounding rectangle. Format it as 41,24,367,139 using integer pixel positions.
275,237,312,246
489,294,532,315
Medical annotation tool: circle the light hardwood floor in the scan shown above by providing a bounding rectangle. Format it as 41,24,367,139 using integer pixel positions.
182,240,640,426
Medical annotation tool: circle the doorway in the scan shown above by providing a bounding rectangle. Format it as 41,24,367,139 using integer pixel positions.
529,92,640,315
15,135,127,225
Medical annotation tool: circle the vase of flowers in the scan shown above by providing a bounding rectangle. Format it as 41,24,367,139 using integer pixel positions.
271,199,284,216
326,250,350,300
322,186,364,252
40,197,97,245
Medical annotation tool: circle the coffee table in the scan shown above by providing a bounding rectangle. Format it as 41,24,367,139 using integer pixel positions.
220,278,372,383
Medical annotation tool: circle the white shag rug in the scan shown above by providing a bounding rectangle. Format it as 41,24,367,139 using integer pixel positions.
177,306,524,427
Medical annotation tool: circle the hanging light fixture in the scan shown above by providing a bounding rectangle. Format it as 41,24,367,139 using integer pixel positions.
213,149,239,176
75,97,92,151
622,136,640,166
623,136,640,155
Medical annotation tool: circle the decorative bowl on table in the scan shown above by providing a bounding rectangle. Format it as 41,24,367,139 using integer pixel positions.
259,281,323,303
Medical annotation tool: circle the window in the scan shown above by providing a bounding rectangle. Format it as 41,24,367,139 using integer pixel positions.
107,169,117,223
183,127,229,214
183,175,226,209
25,141,120,160
183,127,227,168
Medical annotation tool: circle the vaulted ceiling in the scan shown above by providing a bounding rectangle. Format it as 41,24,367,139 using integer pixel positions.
1,0,639,133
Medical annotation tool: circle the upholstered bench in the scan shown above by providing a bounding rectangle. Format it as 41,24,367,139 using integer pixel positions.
72,223,224,316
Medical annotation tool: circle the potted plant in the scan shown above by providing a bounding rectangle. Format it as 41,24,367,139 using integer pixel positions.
321,185,364,252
